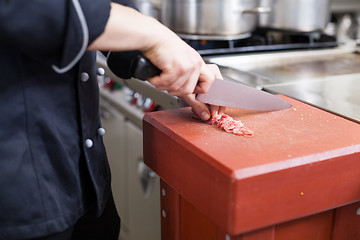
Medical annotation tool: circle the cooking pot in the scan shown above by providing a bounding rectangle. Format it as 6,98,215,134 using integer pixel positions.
259,0,330,32
161,0,270,37
134,0,161,20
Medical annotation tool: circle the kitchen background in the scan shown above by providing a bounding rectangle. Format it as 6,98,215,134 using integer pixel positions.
96,0,360,239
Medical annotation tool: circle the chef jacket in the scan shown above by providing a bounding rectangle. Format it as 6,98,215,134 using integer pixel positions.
0,0,137,239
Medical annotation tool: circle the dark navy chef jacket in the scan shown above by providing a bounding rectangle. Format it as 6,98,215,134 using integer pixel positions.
0,0,136,239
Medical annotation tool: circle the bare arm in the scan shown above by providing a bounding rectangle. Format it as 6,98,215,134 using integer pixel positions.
88,3,160,52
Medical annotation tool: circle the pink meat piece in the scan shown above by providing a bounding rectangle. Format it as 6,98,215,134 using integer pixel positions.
208,114,254,137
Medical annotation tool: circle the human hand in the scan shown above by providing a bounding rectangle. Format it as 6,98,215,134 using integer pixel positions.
179,64,226,121
88,4,213,96
88,3,219,113
142,28,214,96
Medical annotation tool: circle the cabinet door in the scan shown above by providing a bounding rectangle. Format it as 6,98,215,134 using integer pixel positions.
125,120,161,240
100,101,129,230
332,201,360,240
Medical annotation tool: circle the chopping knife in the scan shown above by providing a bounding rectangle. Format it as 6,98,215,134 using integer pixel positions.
106,51,292,111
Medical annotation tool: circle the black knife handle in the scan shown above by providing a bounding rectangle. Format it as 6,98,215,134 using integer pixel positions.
106,51,162,81
132,55,162,80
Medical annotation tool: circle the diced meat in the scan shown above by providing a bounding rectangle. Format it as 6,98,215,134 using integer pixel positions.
208,114,254,137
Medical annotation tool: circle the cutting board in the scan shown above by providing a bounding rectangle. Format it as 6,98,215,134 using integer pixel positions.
143,95,360,235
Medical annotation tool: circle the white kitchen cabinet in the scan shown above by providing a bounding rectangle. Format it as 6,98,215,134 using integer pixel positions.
125,120,161,240
100,100,130,235
100,96,160,240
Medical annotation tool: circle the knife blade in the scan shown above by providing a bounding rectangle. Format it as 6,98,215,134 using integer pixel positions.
196,78,292,111
106,51,291,111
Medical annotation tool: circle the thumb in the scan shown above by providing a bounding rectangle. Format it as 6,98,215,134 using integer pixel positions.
194,63,215,94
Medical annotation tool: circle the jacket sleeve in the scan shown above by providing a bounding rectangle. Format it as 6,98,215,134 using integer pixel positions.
0,0,111,70
112,0,138,10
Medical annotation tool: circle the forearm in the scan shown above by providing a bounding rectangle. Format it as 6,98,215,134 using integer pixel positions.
88,3,167,52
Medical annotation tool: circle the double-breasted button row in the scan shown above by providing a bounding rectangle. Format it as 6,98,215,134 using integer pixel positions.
81,68,104,83
84,128,106,149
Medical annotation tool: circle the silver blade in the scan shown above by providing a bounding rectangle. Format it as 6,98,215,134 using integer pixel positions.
196,79,292,111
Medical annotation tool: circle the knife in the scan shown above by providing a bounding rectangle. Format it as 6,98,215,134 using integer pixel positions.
106,51,292,111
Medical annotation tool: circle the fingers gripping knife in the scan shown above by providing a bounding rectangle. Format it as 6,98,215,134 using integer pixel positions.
106,51,292,111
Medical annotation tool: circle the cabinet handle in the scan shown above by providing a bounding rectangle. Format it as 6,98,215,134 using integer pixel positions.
138,159,157,197
99,108,111,120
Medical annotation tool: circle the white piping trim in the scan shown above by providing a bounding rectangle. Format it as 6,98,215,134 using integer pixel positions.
52,0,89,74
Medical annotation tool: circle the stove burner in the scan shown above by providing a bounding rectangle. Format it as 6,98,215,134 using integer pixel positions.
182,29,338,56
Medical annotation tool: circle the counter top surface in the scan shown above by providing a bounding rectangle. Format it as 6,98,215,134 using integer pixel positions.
264,74,360,123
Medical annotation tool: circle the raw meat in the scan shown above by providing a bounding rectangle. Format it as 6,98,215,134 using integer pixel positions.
208,114,254,137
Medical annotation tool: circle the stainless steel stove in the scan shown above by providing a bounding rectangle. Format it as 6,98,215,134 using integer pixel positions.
176,26,360,124
206,43,360,123
181,29,338,56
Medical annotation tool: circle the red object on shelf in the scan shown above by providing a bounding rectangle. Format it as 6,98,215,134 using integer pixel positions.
143,95,360,239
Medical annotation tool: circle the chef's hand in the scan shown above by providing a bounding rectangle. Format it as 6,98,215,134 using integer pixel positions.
89,3,214,96
142,28,214,97
180,64,226,121
89,2,219,106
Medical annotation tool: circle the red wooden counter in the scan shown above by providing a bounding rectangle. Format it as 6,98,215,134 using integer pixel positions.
143,95,360,240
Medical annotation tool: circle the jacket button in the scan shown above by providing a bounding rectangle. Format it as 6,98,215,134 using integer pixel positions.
85,139,93,148
97,68,105,76
81,72,89,82
97,128,106,136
